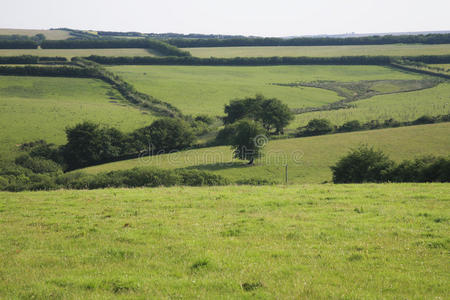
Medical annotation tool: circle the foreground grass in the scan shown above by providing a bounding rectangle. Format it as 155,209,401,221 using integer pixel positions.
82,123,450,184
186,44,450,58
0,48,157,59
0,184,448,299
0,76,154,159
108,65,421,115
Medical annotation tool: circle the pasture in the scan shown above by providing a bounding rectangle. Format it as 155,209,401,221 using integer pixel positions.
0,48,157,59
186,44,450,58
107,65,422,116
289,81,450,128
0,76,154,159
81,123,450,184
0,184,448,298
0,28,70,40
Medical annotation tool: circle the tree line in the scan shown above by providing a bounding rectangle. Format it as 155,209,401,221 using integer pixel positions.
0,55,67,64
296,114,450,138
167,34,450,48
84,55,393,66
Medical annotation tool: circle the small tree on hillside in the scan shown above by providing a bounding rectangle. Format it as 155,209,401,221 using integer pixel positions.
230,119,266,165
260,98,293,134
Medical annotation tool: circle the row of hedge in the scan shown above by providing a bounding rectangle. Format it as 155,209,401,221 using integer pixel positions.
296,115,450,137
84,55,450,66
0,55,68,64
167,34,450,48
84,55,393,65
0,159,229,191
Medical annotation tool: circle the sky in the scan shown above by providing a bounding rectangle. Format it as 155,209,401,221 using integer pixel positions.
1,0,450,37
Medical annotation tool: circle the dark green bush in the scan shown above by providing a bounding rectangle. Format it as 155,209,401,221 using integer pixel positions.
331,145,395,183
15,154,62,174
297,119,334,136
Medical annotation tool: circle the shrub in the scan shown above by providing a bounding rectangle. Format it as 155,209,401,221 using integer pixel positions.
297,119,334,136
15,154,62,174
339,120,362,132
331,145,395,183
391,156,450,182
176,169,230,186
0,176,8,190
413,115,436,125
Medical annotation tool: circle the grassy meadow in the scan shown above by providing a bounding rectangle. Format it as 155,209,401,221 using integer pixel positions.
81,123,450,184
108,65,423,116
186,44,450,58
0,48,157,59
0,76,154,159
0,28,70,40
0,184,448,299
289,81,450,128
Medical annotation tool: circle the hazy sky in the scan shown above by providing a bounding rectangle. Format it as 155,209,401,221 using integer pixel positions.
2,0,449,36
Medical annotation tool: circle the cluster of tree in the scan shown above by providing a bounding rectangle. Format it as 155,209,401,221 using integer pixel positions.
215,95,293,164
41,39,191,57
331,145,449,183
167,34,450,48
0,55,68,64
0,159,228,191
296,114,450,137
85,55,392,66
404,55,450,64
223,94,293,134
25,119,196,171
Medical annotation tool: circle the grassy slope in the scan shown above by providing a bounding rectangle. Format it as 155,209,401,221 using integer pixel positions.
0,28,70,40
0,48,157,59
0,76,154,159
81,123,450,184
0,184,448,299
289,82,450,128
186,44,450,58
108,65,421,116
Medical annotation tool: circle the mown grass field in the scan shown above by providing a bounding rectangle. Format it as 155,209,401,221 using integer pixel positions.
289,81,450,128
0,184,448,299
81,123,450,184
108,65,422,116
0,48,157,59
0,28,70,40
0,76,154,159
186,44,450,58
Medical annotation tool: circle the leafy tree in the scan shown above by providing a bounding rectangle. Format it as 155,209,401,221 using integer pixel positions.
223,94,292,134
63,122,126,170
223,95,264,125
331,145,395,183
141,118,195,153
230,119,266,165
260,98,293,134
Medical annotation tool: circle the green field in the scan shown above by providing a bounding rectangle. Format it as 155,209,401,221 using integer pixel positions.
0,48,157,59
108,65,423,116
81,123,450,184
0,76,154,159
0,184,448,299
289,82,450,128
186,44,450,58
0,28,70,40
